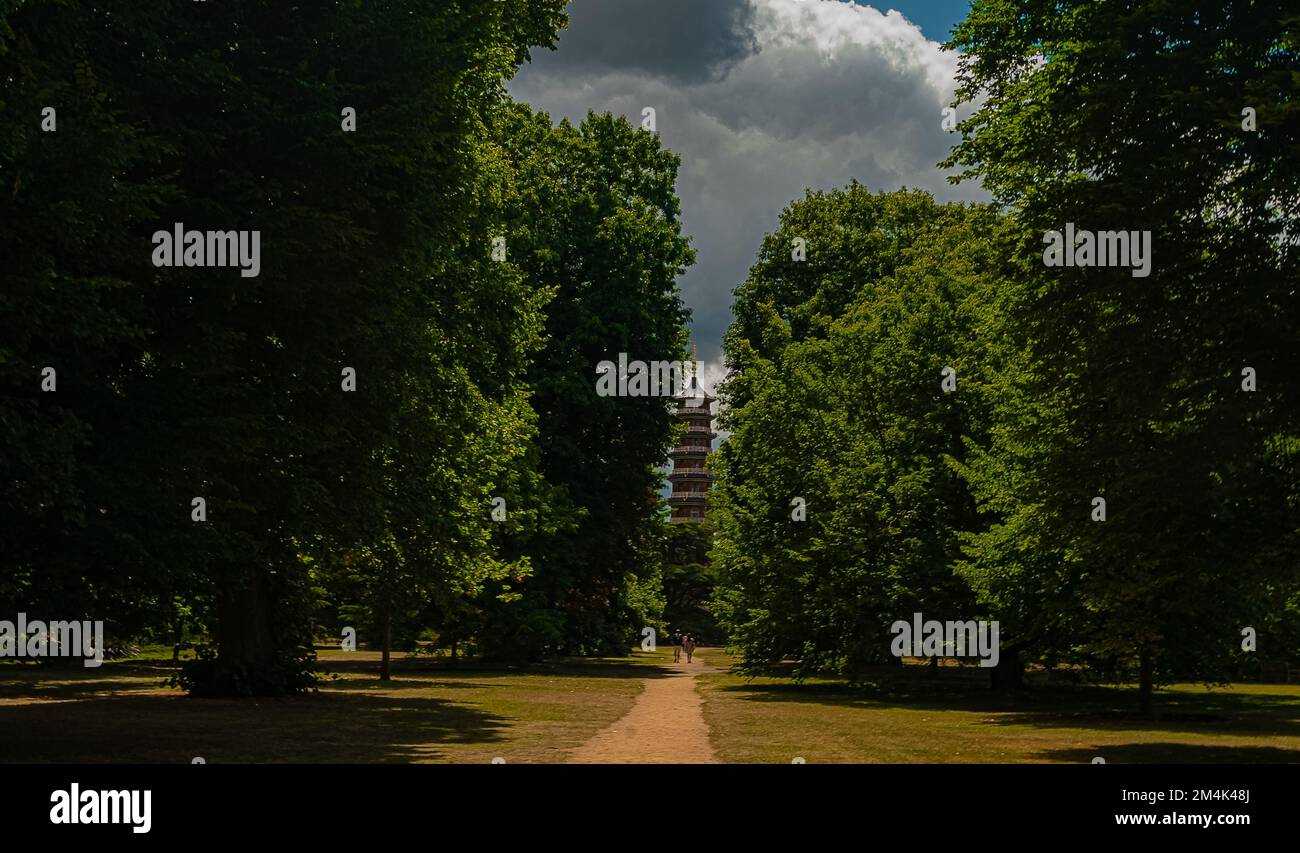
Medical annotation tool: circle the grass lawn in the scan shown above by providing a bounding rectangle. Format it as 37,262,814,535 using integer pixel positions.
0,649,669,763
7,646,1297,764
695,650,1300,763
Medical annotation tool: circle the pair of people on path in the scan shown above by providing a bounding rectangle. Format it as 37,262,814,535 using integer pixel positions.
671,631,697,664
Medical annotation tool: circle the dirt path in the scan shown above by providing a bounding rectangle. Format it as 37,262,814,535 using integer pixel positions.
567,656,720,764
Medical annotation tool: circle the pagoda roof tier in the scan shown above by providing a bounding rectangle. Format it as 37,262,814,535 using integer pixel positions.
675,402,714,413
675,362,716,406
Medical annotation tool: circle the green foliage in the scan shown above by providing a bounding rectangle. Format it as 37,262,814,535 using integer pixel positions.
1,0,569,694
713,186,1004,678
661,520,718,643
171,642,318,699
472,105,694,659
0,0,174,637
711,2,1300,709
944,0,1300,695
713,4,1300,706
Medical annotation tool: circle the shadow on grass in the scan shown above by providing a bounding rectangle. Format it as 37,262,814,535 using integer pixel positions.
0,652,674,762
708,668,1300,740
0,662,179,701
0,686,510,763
0,652,676,698
984,691,1300,739
317,654,676,682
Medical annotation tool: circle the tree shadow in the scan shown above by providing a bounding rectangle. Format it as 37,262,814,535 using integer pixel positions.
0,687,510,763
320,654,677,681
711,670,1300,742
983,690,1300,740
0,662,177,701
0,652,677,762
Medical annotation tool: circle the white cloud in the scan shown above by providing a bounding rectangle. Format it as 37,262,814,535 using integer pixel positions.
510,0,986,364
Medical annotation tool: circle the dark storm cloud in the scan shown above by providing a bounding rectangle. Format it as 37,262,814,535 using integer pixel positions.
529,0,759,83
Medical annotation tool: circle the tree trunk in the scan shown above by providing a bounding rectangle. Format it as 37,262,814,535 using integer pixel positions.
1139,649,1154,717
990,647,1024,692
173,618,185,662
212,573,276,695
379,608,392,681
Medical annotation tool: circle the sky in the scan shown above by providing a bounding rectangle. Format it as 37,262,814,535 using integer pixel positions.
508,0,982,393
869,0,973,43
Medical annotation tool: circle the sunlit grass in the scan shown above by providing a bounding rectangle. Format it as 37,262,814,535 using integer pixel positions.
696,650,1300,763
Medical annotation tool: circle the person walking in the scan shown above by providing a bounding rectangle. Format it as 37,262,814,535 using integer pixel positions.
683,633,697,664
671,630,682,663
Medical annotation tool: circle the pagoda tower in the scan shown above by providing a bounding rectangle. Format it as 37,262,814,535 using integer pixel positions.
667,345,716,523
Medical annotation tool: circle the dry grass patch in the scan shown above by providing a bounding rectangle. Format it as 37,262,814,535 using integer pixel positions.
0,650,670,763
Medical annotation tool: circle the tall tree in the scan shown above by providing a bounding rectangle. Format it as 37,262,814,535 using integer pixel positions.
0,0,567,694
474,105,695,659
712,186,1003,679
945,0,1300,712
